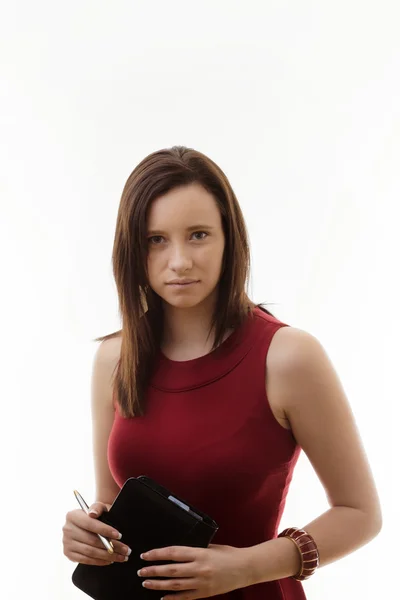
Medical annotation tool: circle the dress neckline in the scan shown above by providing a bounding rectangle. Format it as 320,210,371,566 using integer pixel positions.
150,308,260,392
158,325,240,365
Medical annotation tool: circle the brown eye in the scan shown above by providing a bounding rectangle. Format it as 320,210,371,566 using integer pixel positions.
192,231,208,240
148,236,163,244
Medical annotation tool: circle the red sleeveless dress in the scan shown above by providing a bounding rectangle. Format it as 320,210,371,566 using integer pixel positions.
108,306,307,600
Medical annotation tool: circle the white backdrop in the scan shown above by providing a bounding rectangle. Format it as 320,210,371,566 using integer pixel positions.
1,1,398,599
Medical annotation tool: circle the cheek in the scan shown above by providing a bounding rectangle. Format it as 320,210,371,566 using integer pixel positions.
146,256,158,282
209,243,224,263
204,248,225,278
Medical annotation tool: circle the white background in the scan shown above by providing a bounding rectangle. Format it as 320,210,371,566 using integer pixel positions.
1,1,399,599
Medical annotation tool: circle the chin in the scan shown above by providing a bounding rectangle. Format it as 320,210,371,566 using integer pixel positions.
158,287,204,306
165,296,202,308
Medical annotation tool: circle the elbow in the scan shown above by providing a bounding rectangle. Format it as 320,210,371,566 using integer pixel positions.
373,513,383,537
341,504,383,540
362,507,383,539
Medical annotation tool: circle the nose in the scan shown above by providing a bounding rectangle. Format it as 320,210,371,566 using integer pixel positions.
168,242,193,272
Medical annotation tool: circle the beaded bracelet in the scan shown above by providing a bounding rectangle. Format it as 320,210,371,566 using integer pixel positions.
278,527,320,581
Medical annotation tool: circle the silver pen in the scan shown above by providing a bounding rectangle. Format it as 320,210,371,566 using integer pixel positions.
74,489,115,554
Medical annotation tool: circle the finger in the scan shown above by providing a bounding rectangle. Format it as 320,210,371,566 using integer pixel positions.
68,550,115,567
106,539,132,557
87,501,109,516
86,536,131,558
70,510,122,541
77,527,130,556
69,519,122,547
161,592,197,600
142,546,198,563
142,578,197,592
85,519,122,542
139,563,195,579
68,522,129,557
70,540,129,564
161,595,196,600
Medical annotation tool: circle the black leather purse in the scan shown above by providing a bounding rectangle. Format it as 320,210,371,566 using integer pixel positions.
72,475,219,600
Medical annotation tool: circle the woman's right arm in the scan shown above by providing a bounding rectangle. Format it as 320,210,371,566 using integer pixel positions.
90,336,123,508
62,336,131,565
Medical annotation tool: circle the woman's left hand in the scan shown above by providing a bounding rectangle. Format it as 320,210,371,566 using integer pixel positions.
138,543,254,600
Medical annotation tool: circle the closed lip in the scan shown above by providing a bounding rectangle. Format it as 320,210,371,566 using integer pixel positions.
167,279,199,284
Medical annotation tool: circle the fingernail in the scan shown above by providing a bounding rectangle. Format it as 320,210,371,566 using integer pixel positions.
112,530,122,539
89,509,98,516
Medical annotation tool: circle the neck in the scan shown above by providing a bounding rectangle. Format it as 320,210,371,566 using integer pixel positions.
161,299,217,351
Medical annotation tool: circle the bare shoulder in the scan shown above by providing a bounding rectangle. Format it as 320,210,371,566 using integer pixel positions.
266,326,322,430
92,334,122,407
95,333,122,366
267,325,318,366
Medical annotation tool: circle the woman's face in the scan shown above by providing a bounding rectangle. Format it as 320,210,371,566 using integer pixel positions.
146,182,226,310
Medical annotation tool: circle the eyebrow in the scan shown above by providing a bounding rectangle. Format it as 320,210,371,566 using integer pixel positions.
147,224,215,235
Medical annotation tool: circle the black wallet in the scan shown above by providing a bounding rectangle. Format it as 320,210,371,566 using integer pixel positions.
72,475,219,600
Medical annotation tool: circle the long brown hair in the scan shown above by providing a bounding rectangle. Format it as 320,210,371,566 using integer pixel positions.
94,145,278,418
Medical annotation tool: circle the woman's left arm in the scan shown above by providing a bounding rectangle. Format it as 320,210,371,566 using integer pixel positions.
138,328,383,598
245,327,383,585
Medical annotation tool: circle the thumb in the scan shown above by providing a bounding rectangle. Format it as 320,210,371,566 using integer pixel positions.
88,501,109,518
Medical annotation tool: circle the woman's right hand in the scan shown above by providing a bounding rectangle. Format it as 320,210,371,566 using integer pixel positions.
62,501,132,566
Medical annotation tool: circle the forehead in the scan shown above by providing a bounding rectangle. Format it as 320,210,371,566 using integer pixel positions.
147,184,221,228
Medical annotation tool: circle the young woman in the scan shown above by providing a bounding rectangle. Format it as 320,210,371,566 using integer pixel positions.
62,146,382,600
